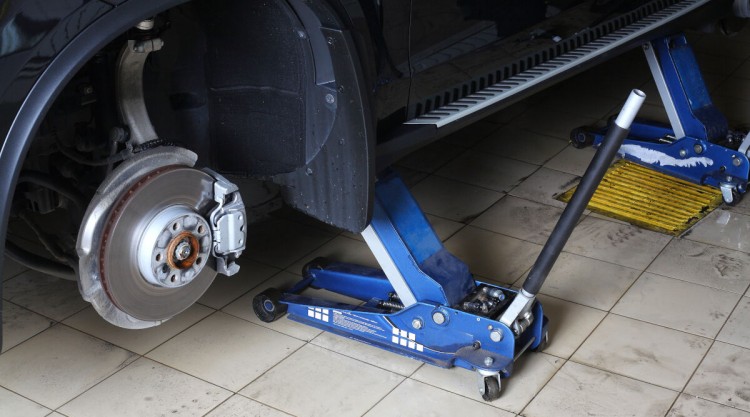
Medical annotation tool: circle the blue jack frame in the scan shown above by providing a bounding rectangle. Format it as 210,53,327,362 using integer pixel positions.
263,170,548,400
574,34,749,203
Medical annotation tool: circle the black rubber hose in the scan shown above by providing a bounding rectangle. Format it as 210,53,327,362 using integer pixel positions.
17,171,86,209
522,90,645,296
4,241,76,281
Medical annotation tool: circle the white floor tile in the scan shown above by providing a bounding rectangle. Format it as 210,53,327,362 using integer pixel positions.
647,238,750,294
411,175,503,223
0,386,49,417
59,358,230,417
471,196,564,245
573,314,711,391
243,218,336,269
0,325,136,409
685,341,750,412
532,252,641,310
508,108,598,140
63,304,214,355
364,379,513,417
147,312,304,391
222,271,325,342
288,235,377,273
436,150,538,193
444,226,541,284
535,294,606,359
473,127,568,166
718,297,750,349
311,332,422,376
509,167,582,209
241,344,403,417
564,217,672,270
198,260,279,309
2,256,26,281
668,393,750,417
613,273,740,338
544,145,597,177
2,300,53,352
205,395,292,417
411,352,563,414
523,361,677,417
685,209,750,253
3,271,88,321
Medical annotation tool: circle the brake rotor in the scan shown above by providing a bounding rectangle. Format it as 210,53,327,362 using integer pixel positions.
100,166,216,321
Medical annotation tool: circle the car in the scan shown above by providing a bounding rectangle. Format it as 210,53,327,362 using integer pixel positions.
0,0,736,344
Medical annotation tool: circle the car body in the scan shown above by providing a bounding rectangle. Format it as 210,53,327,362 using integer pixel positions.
0,0,734,344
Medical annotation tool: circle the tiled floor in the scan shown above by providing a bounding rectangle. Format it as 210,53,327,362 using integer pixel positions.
4,26,750,417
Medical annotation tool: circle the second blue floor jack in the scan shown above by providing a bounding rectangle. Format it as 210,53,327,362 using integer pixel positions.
571,33,749,205
253,89,647,400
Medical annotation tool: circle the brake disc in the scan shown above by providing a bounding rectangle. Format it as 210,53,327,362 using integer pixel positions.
77,147,246,328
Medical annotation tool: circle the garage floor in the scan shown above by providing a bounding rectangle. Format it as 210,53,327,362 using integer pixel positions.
4,27,750,417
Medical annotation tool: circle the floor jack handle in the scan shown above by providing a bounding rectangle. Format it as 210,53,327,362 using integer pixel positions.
500,89,646,329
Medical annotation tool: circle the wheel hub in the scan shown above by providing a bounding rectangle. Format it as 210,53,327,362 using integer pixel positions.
77,147,246,328
136,205,212,288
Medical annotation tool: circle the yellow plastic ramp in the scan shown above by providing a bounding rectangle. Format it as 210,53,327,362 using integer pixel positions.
557,160,723,235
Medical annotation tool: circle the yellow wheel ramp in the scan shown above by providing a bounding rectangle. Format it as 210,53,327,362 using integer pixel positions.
557,160,723,235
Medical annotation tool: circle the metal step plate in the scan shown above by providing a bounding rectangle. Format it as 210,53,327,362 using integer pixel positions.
557,160,723,235
405,0,710,128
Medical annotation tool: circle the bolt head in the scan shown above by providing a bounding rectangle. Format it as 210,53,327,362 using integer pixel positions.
484,356,494,367
175,241,192,260
694,144,704,154
733,156,742,167
325,94,335,104
679,149,687,157
411,318,423,330
490,329,504,342
432,311,446,325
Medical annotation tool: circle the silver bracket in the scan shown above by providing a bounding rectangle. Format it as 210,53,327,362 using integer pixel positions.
497,289,535,336
116,38,164,145
720,182,737,205
643,42,686,140
739,132,750,157
205,169,247,276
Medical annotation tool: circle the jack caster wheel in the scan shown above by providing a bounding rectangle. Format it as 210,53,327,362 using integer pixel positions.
532,330,549,352
723,188,742,206
480,375,502,402
253,288,287,323
570,127,595,149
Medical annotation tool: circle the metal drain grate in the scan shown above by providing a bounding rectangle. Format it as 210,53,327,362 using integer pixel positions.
557,160,723,235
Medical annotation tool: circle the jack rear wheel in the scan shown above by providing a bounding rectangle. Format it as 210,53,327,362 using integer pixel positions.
532,330,549,352
480,376,502,401
570,127,595,149
253,288,287,323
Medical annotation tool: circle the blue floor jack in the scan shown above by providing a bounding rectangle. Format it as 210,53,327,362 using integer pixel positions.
571,33,749,205
253,91,646,401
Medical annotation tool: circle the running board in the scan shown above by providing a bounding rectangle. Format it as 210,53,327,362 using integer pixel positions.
404,0,710,129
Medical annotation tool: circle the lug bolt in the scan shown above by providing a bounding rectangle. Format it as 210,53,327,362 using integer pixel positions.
411,318,423,330
174,241,192,261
